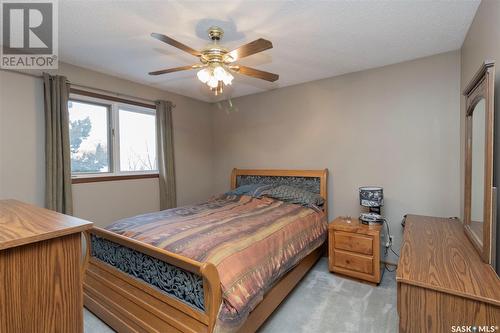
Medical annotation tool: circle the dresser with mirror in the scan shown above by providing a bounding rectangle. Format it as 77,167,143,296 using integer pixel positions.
397,61,500,332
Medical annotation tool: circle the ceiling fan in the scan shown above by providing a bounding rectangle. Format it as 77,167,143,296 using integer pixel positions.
148,26,279,95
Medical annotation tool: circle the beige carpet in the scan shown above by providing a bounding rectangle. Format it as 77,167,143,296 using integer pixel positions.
84,258,398,333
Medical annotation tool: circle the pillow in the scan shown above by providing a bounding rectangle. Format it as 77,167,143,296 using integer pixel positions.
261,185,324,207
226,184,274,197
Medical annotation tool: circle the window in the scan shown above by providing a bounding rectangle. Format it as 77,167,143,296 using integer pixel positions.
69,100,111,173
118,108,157,172
68,95,158,178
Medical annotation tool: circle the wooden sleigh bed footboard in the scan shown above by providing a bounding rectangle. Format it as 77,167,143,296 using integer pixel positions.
83,227,221,333
83,227,324,333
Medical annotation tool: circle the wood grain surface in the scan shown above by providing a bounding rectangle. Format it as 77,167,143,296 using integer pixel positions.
0,233,84,333
396,215,500,306
333,249,374,274
399,283,500,333
72,173,159,184
328,217,382,235
0,199,92,250
333,231,373,255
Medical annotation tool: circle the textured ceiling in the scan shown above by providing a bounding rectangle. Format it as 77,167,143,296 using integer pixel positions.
59,0,480,102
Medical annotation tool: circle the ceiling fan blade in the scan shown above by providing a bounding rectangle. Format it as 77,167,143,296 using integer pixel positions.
149,65,199,76
233,65,279,82
151,33,201,57
227,38,273,61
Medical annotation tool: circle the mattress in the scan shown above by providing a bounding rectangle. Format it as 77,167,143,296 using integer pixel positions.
101,194,327,332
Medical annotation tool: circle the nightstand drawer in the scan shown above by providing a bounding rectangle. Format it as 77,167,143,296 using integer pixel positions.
334,231,373,255
333,250,373,274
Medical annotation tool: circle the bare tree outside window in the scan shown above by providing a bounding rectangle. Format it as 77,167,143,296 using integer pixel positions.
68,98,157,176
119,108,157,172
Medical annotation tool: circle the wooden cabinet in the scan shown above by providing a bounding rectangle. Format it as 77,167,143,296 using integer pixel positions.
328,217,384,284
0,200,92,333
397,215,500,333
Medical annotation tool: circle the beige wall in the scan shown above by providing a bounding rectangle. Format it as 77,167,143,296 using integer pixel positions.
0,62,214,227
0,49,463,257
460,0,500,270
71,178,159,227
212,51,461,263
0,71,45,207
461,0,500,96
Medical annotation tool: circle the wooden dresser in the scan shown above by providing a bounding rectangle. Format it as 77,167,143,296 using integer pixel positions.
0,199,93,333
397,215,500,332
328,217,384,284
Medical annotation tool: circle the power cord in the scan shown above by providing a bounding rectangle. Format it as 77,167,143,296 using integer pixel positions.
384,263,397,272
382,218,399,258
380,218,400,275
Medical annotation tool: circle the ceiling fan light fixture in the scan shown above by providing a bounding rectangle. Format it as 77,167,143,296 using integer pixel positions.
207,76,219,88
198,64,233,89
197,68,210,83
213,65,226,80
214,65,234,85
149,27,278,95
222,71,234,85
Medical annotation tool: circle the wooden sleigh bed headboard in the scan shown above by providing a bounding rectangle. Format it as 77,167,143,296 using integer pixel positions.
231,168,329,215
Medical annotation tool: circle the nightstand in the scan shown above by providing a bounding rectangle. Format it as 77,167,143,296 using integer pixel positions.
328,217,384,284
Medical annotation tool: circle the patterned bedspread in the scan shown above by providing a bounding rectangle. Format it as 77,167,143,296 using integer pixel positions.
105,194,327,332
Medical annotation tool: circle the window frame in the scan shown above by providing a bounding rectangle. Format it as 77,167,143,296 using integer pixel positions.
69,98,114,175
115,104,157,174
69,93,158,181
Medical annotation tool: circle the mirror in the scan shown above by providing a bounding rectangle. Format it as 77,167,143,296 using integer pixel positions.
470,98,486,245
463,61,495,265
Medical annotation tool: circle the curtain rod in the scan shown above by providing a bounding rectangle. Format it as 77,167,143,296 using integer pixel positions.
0,68,174,107
70,83,159,106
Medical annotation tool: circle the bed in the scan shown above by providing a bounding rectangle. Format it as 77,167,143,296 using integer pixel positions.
83,168,328,333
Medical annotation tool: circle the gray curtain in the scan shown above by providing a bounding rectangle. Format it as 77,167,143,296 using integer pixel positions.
155,100,177,209
43,73,73,214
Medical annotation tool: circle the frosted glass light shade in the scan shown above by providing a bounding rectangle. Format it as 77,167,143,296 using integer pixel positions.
198,65,233,90
197,68,210,83
213,66,226,80
207,76,219,88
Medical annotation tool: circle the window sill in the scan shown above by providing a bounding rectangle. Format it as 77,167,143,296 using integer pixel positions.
72,173,159,184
